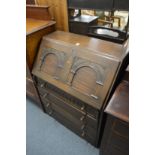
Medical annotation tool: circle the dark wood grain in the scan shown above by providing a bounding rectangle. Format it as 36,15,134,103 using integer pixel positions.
100,74,129,155
105,79,129,122
32,31,129,146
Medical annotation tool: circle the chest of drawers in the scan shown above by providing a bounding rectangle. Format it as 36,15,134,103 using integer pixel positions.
32,31,128,146
100,74,129,154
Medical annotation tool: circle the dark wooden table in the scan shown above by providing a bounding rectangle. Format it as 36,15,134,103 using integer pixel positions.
69,15,98,35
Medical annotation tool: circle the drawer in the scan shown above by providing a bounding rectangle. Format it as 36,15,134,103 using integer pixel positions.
36,77,99,119
102,146,128,155
41,99,53,115
47,103,96,146
109,132,129,154
38,87,98,130
40,94,97,139
112,119,129,138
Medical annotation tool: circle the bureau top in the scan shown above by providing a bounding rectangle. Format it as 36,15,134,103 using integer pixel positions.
44,31,128,60
33,31,128,110
26,18,56,36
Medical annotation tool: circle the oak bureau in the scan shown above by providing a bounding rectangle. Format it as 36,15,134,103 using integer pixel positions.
32,31,128,146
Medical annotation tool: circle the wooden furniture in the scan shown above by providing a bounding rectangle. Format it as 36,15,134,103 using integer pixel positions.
68,0,129,11
114,0,129,11
69,15,98,35
100,73,129,155
32,31,128,146
88,26,128,44
26,0,35,4
68,0,113,10
26,63,42,107
26,5,52,20
67,0,129,37
26,5,56,106
36,0,69,31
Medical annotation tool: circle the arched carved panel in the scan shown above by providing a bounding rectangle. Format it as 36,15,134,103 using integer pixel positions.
71,57,105,86
41,54,58,75
39,48,66,69
72,66,97,96
69,57,105,99
38,48,66,78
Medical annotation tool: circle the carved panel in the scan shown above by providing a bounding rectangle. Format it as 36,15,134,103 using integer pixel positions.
69,57,105,99
40,48,66,68
71,57,105,85
38,48,66,79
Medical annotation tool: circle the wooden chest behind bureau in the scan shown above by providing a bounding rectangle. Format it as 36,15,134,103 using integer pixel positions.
32,31,128,146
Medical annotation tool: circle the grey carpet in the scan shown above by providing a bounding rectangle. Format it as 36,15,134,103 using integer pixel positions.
26,99,99,155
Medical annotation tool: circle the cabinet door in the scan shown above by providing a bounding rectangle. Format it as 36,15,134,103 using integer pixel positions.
67,48,120,105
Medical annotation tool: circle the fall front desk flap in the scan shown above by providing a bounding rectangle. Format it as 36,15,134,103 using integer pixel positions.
32,31,128,110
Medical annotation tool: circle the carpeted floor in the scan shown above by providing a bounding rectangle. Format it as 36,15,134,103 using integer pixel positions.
26,99,99,155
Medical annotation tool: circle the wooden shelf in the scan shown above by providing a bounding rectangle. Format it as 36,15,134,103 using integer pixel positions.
26,18,56,35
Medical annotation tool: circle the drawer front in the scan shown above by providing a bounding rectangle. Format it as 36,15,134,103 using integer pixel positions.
101,145,128,155
100,115,129,155
46,103,96,146
109,132,129,154
36,77,99,119
113,119,129,138
39,87,98,129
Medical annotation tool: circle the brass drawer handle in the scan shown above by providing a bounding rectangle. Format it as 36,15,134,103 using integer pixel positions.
81,131,85,137
81,125,85,130
80,116,85,121
90,94,98,100
46,102,50,107
53,76,59,80
42,93,48,98
81,105,85,111
49,110,53,115
40,83,45,88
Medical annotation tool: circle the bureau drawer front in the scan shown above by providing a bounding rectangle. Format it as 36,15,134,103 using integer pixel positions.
39,87,98,130
41,96,97,143
40,91,97,139
41,99,53,115
46,103,96,146
36,77,99,119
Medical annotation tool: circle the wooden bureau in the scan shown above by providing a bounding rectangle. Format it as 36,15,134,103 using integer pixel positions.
32,31,128,146
100,72,129,154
